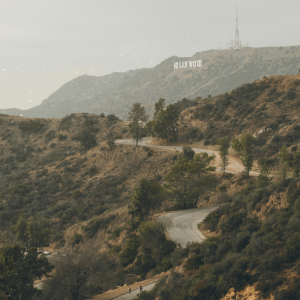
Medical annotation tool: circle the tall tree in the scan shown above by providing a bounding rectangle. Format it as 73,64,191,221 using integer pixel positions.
218,137,230,176
128,179,166,220
153,98,165,120
240,134,255,178
26,215,51,253
13,215,29,249
128,103,149,147
152,103,179,143
256,163,272,188
165,104,180,142
293,152,300,178
41,242,118,300
0,244,53,300
164,158,195,209
278,145,290,179
188,153,217,207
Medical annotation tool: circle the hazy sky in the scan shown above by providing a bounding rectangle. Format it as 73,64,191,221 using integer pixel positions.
1,0,300,110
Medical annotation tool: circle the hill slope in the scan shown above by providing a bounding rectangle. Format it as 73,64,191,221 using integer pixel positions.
2,46,300,119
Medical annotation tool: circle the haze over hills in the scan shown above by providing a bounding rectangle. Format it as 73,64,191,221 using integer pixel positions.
2,45,300,120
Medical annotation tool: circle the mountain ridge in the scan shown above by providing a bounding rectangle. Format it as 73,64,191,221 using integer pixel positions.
2,46,300,119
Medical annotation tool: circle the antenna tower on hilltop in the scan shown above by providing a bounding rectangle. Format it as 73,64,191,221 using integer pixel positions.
234,7,242,49
226,5,247,50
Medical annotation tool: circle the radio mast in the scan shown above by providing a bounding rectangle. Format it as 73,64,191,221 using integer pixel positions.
234,6,242,49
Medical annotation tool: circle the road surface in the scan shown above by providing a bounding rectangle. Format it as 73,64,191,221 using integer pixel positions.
116,138,258,176
158,206,218,247
112,282,157,300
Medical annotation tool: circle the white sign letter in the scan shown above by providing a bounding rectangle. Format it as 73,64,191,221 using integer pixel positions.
189,61,193,67
174,62,178,69
193,61,196,67
197,60,202,67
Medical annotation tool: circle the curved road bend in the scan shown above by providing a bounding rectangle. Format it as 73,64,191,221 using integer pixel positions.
158,206,218,248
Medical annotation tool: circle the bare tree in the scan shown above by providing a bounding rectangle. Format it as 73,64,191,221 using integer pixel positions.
40,241,119,300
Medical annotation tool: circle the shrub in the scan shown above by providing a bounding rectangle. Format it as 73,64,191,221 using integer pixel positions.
182,146,195,161
71,233,82,245
285,232,300,261
19,120,44,133
72,190,82,199
83,216,115,238
58,134,67,141
284,89,297,100
94,205,106,215
217,184,227,192
59,114,74,130
106,114,119,124
85,166,97,177
44,130,55,142
111,227,123,239
119,234,140,267
143,146,154,157
109,245,121,253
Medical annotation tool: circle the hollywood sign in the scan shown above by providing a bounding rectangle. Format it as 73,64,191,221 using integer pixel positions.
174,60,202,69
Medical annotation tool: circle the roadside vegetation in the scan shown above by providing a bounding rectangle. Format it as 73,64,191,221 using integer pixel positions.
1,72,300,299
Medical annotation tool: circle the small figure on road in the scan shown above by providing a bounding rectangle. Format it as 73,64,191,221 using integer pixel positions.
140,285,142,292
129,286,131,294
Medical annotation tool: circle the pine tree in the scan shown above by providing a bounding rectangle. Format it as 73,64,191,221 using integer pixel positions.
218,137,230,175
152,103,179,143
240,134,255,177
278,145,291,179
128,103,149,146
256,164,272,188
293,152,300,178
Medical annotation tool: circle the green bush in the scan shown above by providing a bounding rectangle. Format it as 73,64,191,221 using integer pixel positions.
94,205,106,215
58,134,67,141
111,227,123,239
72,190,82,199
83,216,115,238
119,234,140,267
109,245,121,253
84,165,97,177
71,233,82,245
217,184,227,192
19,120,44,133
44,130,55,142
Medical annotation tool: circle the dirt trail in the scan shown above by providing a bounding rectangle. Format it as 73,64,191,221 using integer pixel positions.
116,138,259,176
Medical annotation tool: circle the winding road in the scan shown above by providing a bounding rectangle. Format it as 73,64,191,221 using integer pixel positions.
158,206,218,248
91,138,255,300
116,137,258,176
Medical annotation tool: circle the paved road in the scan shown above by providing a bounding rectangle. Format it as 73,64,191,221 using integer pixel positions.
158,206,218,248
112,282,157,300
116,138,259,176
116,137,214,155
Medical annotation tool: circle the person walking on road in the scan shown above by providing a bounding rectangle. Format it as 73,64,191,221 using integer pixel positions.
129,286,131,294
140,285,142,293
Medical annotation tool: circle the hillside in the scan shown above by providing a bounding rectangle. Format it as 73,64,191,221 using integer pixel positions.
2,46,300,120
159,72,300,173
0,113,179,242
2,72,300,300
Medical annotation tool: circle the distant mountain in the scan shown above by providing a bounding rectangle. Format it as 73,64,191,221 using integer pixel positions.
2,46,300,119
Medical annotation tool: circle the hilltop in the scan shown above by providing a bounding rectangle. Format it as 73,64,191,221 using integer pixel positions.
1,46,300,120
